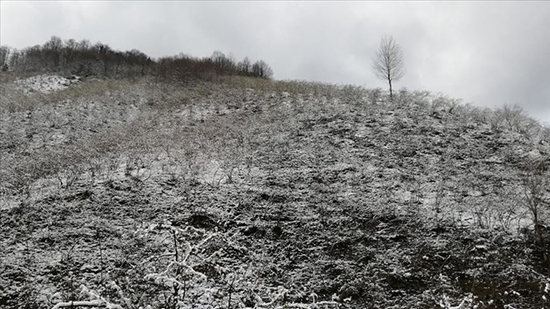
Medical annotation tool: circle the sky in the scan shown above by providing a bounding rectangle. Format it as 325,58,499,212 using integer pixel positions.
1,1,549,123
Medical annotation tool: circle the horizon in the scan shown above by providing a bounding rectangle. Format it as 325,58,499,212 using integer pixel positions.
1,1,549,123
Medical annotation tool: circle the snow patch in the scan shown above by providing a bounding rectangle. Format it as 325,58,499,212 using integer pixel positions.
13,74,81,94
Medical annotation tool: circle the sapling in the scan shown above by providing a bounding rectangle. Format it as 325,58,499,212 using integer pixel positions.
227,274,236,309
519,158,549,245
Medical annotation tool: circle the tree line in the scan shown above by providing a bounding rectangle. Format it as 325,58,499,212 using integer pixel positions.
0,36,273,81
156,51,273,82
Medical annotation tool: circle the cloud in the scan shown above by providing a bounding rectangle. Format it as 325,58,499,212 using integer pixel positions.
1,1,549,122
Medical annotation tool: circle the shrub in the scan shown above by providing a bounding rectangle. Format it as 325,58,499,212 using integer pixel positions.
519,157,550,244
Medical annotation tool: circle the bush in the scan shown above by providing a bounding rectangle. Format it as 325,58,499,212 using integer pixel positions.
519,157,550,244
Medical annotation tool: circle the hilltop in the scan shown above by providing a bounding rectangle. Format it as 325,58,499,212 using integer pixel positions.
0,72,549,309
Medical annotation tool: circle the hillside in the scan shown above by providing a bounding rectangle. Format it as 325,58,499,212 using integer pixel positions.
1,73,549,309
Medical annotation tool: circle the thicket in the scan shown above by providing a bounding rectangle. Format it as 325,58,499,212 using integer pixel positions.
0,36,273,81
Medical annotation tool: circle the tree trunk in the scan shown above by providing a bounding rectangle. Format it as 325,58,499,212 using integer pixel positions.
388,78,393,101
534,214,544,245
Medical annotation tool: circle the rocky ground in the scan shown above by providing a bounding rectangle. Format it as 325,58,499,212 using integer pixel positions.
0,74,549,308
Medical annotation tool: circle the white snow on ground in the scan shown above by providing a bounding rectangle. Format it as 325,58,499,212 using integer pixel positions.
13,74,81,94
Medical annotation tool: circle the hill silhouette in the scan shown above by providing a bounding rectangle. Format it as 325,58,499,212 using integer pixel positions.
0,40,549,308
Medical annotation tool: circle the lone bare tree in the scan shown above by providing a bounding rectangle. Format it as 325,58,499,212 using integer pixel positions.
372,35,405,101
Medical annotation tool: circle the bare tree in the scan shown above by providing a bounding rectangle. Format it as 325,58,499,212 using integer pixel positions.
43,36,64,69
372,35,405,101
238,57,251,76
251,60,273,79
0,46,10,71
211,51,237,75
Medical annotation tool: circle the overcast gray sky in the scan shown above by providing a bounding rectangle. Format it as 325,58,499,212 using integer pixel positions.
1,1,549,123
